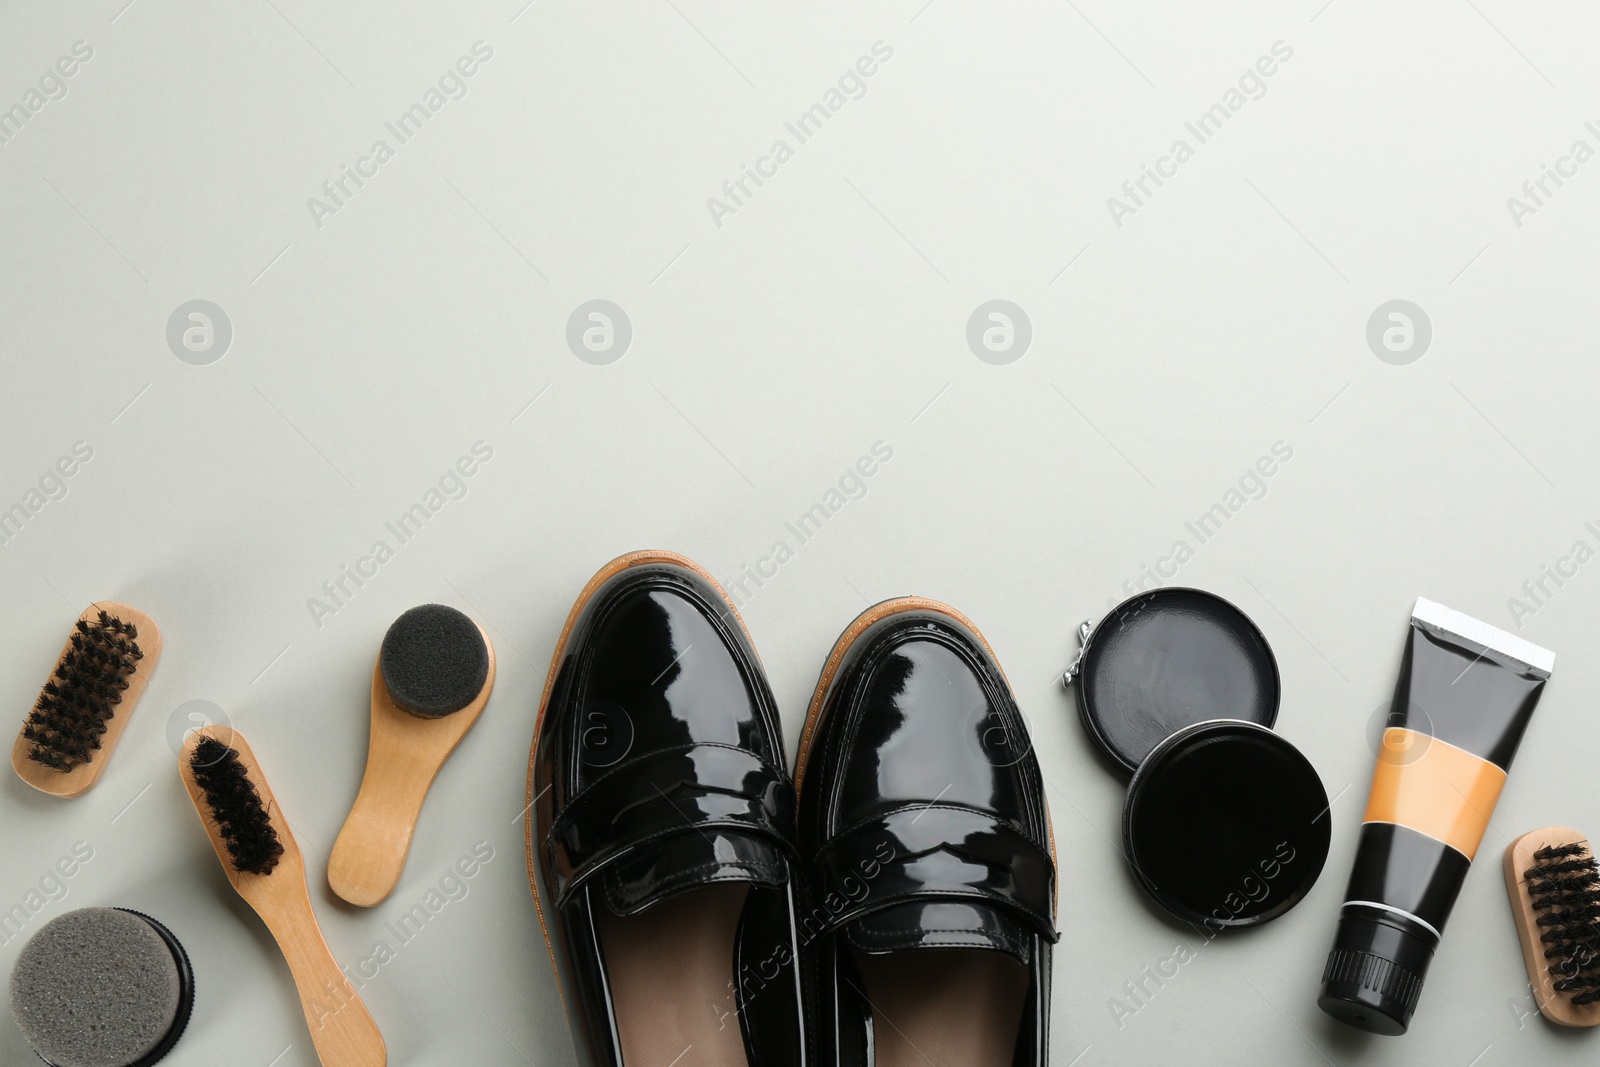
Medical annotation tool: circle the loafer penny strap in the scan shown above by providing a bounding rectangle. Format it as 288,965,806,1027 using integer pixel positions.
546,742,795,904
807,804,1057,944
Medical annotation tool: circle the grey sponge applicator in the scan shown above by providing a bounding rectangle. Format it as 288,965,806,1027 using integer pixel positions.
378,603,490,717
9,908,192,1067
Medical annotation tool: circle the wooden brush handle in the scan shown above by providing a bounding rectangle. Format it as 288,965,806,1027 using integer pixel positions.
329,647,494,907
180,726,387,1066
260,890,387,1067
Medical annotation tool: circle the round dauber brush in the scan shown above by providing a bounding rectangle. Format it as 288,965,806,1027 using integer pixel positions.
179,725,386,1067
12,603,162,798
9,907,194,1067
328,604,495,907
1505,826,1600,1028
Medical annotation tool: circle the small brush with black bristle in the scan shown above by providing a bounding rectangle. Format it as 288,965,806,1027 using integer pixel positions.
179,725,387,1067
29,614,142,768
1530,844,1600,1003
1506,826,1600,1028
12,602,162,797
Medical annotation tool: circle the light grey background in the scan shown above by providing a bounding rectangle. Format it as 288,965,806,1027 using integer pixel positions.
2,1,1596,1064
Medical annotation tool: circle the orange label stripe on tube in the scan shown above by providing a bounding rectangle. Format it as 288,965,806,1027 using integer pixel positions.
1363,728,1507,862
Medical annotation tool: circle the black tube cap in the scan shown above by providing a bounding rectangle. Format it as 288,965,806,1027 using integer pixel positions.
1317,908,1437,1035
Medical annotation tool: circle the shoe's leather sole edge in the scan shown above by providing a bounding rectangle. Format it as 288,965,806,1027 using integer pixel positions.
791,596,1058,917
523,549,764,1017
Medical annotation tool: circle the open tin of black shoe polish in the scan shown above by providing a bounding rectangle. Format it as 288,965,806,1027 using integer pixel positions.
1063,587,1331,929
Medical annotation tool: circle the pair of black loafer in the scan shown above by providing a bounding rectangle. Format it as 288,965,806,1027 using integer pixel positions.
527,552,1057,1067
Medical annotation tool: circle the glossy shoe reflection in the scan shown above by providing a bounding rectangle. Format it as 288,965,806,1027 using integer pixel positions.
528,551,806,1067
796,598,1057,1067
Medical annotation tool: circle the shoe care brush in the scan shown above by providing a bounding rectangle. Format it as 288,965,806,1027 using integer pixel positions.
179,725,386,1066
1505,826,1600,1027
12,602,161,797
329,604,494,907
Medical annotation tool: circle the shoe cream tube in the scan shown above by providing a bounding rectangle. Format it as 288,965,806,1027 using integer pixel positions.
1317,598,1554,1035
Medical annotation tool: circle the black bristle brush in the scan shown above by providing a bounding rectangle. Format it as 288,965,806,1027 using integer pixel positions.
12,602,161,797
179,725,387,1066
1506,827,1600,1027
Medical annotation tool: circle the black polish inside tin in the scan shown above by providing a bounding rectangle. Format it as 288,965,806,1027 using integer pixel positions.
1125,720,1331,927
1067,588,1330,928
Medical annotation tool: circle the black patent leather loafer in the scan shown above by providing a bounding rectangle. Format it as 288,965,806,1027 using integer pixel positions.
796,598,1057,1067
528,551,806,1066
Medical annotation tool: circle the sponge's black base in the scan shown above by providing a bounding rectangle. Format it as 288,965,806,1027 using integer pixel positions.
379,604,490,718
110,911,193,1067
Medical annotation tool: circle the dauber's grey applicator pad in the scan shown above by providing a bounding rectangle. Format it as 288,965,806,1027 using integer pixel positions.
9,908,192,1067
379,604,490,718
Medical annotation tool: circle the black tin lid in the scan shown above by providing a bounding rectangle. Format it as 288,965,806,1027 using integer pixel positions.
1068,587,1281,773
1122,719,1331,928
